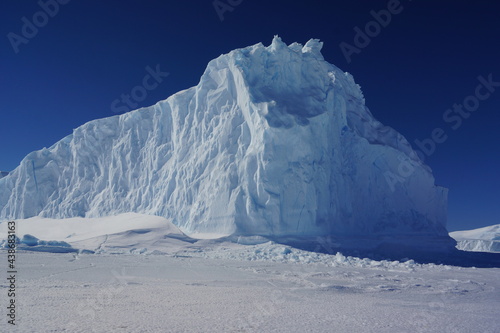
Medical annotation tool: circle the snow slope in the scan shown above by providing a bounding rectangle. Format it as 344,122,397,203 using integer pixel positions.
0,37,451,249
451,225,500,253
0,171,8,179
0,213,194,254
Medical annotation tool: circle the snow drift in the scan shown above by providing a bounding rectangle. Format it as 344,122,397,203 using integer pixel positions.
451,225,500,253
0,37,453,250
0,213,193,254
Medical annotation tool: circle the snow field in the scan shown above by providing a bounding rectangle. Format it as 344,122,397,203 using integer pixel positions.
0,251,498,332
0,215,498,332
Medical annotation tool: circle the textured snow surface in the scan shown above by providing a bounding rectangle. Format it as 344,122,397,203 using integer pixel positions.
1,251,499,332
451,225,500,253
0,37,450,245
1,216,499,331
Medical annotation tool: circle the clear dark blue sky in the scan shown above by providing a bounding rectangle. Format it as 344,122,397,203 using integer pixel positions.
1,1,499,231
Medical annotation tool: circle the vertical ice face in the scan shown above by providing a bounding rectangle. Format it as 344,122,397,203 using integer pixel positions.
0,37,449,241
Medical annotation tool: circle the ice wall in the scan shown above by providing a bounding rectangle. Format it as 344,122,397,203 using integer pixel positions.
0,37,450,243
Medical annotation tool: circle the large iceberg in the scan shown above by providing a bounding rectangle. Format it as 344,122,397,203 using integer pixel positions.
0,37,452,249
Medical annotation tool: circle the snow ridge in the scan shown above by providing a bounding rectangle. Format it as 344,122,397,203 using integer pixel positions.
0,37,451,247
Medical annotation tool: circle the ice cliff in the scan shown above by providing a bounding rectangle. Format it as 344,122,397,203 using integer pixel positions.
0,37,452,247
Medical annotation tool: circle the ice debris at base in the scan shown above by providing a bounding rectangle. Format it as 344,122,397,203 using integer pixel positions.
451,224,500,253
0,214,457,271
0,37,452,250
191,242,446,271
0,234,77,253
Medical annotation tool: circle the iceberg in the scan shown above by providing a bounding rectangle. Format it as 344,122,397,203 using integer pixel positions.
0,37,454,251
451,224,500,253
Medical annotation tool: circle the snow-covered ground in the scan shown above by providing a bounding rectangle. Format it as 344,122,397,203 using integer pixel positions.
0,249,498,332
1,215,499,332
451,224,500,253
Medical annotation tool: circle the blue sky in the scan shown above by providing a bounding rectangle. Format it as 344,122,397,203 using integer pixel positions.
1,0,499,231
